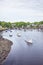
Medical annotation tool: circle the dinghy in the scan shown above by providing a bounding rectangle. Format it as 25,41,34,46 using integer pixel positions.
9,35,12,37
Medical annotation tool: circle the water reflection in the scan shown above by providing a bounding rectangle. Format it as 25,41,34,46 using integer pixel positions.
26,42,33,46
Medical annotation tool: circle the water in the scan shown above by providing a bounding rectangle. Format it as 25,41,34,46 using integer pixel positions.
1,29,43,65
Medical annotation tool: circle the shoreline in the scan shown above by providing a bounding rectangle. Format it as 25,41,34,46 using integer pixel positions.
14,27,43,30
0,37,13,64
0,28,7,32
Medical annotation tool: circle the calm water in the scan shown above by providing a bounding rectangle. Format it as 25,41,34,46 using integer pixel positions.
1,29,43,65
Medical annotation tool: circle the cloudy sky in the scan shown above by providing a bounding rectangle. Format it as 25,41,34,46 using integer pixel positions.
0,0,43,22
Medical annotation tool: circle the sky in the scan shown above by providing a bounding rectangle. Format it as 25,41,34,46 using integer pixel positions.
0,0,43,22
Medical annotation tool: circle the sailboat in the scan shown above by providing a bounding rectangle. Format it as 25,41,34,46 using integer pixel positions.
25,39,32,44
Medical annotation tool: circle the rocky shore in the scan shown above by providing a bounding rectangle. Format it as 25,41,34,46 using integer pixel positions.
0,37,13,64
0,29,7,32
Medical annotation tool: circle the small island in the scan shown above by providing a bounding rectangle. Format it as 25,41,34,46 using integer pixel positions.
0,37,13,64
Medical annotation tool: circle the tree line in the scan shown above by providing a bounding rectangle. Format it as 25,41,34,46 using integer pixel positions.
0,21,43,29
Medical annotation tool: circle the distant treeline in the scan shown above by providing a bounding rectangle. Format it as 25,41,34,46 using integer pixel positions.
0,21,12,28
0,21,43,29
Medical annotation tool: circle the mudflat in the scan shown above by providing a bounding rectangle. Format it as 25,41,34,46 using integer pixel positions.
0,37,13,64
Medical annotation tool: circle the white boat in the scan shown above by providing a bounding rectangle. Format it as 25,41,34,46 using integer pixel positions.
17,33,21,37
9,34,12,37
25,39,32,44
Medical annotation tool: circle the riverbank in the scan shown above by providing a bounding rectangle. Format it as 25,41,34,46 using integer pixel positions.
0,37,13,64
0,28,8,32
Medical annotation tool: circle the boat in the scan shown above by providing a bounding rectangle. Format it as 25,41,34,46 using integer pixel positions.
9,35,12,37
25,39,32,44
10,30,12,32
24,29,26,32
5,30,7,32
17,33,21,37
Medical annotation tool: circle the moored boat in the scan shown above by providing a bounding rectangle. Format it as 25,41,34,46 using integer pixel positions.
25,39,32,44
17,33,21,37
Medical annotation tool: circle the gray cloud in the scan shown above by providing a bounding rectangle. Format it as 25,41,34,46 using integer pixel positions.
0,0,43,22
0,0,43,10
